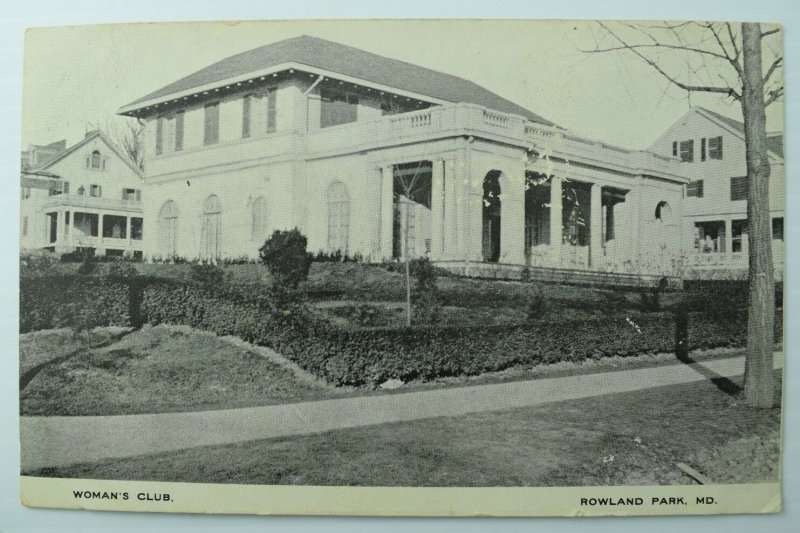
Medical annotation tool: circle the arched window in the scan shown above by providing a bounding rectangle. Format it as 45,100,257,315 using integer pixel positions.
202,195,222,259
251,196,269,242
655,201,672,225
158,200,179,257
90,150,102,169
327,182,350,253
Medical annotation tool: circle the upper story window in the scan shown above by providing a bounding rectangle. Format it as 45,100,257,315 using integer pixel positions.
242,89,277,138
90,184,102,198
123,188,142,202
687,180,704,198
86,150,107,170
155,111,184,155
204,102,220,145
320,87,358,128
48,181,69,196
708,136,723,160
21,187,31,200
678,140,694,162
730,176,748,201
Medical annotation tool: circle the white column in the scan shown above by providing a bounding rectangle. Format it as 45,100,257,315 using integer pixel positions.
430,159,445,260
549,176,563,264
724,218,733,255
590,183,603,268
97,212,104,249
499,172,526,265
380,165,394,259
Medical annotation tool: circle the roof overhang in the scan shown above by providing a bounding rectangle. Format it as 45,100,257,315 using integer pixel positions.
118,62,452,117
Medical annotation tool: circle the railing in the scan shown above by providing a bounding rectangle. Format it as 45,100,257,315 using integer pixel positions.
687,252,747,267
301,102,684,178
42,194,142,212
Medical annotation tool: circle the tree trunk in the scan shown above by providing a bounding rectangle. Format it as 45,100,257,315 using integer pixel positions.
741,23,775,408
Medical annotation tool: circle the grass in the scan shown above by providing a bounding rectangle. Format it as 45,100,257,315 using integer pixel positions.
20,325,343,416
27,371,782,486
19,328,129,376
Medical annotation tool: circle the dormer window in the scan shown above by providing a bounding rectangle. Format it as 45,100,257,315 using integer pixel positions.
86,150,107,170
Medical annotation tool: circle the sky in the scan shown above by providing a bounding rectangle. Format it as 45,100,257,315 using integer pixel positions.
21,19,784,152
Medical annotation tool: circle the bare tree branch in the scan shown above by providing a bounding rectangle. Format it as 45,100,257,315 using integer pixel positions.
760,27,780,38
595,22,742,100
765,86,783,107
763,57,783,86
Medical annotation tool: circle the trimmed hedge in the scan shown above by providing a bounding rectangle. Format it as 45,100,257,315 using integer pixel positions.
20,275,131,332
19,274,783,387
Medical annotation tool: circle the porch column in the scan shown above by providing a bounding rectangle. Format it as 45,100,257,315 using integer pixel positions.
500,171,526,265
549,176,563,264
430,159,445,260
590,183,603,268
724,218,733,255
98,213,104,249
58,209,66,245
380,164,394,259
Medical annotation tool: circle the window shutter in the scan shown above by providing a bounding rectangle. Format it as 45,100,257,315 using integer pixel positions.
242,95,251,138
63,182,69,194
98,185,103,198
136,189,142,202
156,117,164,155
204,102,219,145
700,138,706,161
267,88,277,133
672,141,677,157
175,111,184,151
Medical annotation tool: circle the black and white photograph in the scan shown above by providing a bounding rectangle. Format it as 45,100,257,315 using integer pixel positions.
17,18,785,517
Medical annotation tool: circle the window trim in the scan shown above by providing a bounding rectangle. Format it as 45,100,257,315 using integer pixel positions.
687,180,704,198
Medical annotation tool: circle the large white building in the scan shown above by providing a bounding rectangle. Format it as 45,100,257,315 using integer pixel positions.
20,131,145,258
649,107,784,278
118,35,692,281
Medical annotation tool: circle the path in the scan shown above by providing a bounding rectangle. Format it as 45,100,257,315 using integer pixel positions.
20,353,783,471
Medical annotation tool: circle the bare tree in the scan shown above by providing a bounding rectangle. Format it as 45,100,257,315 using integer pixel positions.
103,117,146,171
586,21,782,408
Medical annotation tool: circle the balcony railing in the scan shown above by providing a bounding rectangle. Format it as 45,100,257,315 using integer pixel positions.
41,194,142,212
304,103,683,178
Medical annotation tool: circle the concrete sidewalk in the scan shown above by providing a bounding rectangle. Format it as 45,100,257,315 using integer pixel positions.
20,353,783,471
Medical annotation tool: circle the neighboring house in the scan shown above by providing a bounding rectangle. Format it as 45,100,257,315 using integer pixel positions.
21,139,67,171
20,130,145,258
118,35,688,278
648,107,785,278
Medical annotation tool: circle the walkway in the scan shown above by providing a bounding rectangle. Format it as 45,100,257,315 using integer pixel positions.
20,353,783,471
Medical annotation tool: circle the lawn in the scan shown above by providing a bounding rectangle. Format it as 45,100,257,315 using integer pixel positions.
20,325,344,416
26,371,782,486
20,328,129,377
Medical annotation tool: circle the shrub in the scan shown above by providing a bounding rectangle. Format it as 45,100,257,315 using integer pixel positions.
189,262,226,289
259,229,313,288
20,249,60,276
525,285,549,321
410,258,442,325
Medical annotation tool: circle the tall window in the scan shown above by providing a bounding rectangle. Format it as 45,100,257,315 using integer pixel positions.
158,200,178,257
708,136,723,160
327,182,350,253
242,89,277,138
679,140,694,162
655,201,672,224
204,102,220,145
22,216,28,237
320,87,358,128
156,112,184,154
202,194,222,259
730,176,748,201
251,196,269,242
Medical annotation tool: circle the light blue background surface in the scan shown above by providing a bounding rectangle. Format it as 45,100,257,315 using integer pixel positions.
1,1,797,531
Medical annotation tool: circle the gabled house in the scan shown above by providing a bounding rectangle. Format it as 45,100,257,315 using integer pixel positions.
648,107,784,277
20,130,145,258
119,35,688,279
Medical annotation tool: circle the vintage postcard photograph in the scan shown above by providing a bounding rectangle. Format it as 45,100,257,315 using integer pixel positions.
18,19,784,517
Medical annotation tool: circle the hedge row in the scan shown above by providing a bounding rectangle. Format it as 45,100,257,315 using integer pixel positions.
20,275,131,332
19,274,783,387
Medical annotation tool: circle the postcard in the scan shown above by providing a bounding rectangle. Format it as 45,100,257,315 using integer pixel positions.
19,19,784,517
